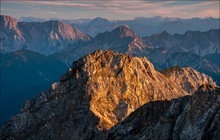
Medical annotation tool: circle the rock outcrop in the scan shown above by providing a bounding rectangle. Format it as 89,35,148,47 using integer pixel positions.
0,50,187,139
160,66,216,94
79,50,186,130
103,84,220,140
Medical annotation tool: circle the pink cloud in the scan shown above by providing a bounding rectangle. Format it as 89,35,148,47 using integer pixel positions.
2,0,219,19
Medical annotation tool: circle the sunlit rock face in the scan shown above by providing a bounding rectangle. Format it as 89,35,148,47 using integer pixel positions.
1,50,216,139
104,85,220,140
160,66,216,94
83,50,186,130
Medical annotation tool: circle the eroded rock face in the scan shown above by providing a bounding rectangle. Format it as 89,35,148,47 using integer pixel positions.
0,50,188,139
160,66,216,94
104,85,220,140
81,50,187,130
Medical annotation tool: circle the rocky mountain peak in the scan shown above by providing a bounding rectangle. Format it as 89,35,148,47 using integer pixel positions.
44,20,82,35
14,20,92,55
111,25,137,38
44,20,64,29
160,30,170,36
44,20,75,31
90,26,148,56
0,15,17,29
88,17,110,26
47,20,92,40
0,15,26,52
184,30,200,36
0,50,190,139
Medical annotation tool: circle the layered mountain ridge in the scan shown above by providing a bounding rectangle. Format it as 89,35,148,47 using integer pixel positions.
0,15,92,55
51,25,219,85
51,25,148,64
142,29,220,85
73,16,219,37
143,29,220,56
0,50,217,139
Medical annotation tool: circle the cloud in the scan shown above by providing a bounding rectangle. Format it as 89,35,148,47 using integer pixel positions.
26,1,94,7
81,0,219,18
1,0,219,19
2,1,94,9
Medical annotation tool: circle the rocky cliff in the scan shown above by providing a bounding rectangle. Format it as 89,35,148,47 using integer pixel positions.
0,50,217,139
104,84,220,140
0,50,187,139
160,66,216,94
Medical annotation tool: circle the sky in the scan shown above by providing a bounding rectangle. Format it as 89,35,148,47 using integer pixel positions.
1,0,219,20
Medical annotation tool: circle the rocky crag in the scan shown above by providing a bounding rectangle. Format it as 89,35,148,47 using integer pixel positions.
103,84,220,140
0,50,217,139
161,66,216,94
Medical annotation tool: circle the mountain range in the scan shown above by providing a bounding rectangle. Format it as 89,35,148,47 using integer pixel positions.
72,16,219,37
0,15,219,129
51,25,219,85
143,29,220,56
17,16,220,37
51,25,149,64
0,50,218,139
0,15,92,55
